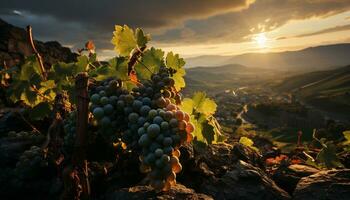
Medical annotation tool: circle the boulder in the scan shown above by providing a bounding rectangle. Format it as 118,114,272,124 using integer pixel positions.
105,184,213,200
272,164,320,194
199,160,291,200
293,169,350,200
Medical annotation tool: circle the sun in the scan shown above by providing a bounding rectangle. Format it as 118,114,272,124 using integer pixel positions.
254,33,268,48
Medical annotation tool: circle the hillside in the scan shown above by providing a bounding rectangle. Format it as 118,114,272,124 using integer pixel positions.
184,64,281,94
276,66,350,116
186,43,350,71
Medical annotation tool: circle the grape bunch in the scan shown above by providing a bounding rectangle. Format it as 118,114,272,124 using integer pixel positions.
14,146,48,180
7,130,46,144
63,111,77,153
88,66,195,191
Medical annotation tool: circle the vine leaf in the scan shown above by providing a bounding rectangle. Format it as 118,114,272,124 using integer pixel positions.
316,141,344,169
134,47,164,80
135,28,150,48
28,102,52,120
166,52,185,70
192,92,217,115
172,68,186,91
19,56,41,80
179,98,194,114
111,25,137,56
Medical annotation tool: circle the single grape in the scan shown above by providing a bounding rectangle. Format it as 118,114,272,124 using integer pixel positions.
93,107,104,119
103,104,114,115
147,124,160,138
90,94,100,104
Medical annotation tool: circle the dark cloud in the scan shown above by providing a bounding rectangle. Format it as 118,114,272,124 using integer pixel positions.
0,0,349,54
0,0,254,29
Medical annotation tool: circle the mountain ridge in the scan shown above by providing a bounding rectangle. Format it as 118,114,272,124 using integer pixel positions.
186,43,350,71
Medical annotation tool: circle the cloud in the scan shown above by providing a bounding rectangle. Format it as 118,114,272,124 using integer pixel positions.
295,24,350,38
0,0,254,29
0,0,350,54
154,0,350,44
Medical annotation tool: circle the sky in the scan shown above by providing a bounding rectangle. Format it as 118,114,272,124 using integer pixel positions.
1,0,350,59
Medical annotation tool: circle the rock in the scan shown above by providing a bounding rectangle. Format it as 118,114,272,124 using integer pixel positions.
105,184,213,200
293,169,350,200
0,18,77,68
272,164,320,194
232,142,264,169
199,160,291,200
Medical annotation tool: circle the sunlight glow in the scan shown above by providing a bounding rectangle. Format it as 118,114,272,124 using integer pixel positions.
254,33,268,48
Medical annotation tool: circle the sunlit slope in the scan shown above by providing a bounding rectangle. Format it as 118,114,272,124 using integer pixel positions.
184,64,279,94
276,66,350,114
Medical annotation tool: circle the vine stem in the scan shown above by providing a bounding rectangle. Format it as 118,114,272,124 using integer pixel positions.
136,58,153,74
15,111,41,134
26,26,47,81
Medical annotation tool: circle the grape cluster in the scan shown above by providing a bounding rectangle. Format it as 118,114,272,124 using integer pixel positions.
14,146,48,180
7,131,46,144
63,111,77,153
88,66,194,191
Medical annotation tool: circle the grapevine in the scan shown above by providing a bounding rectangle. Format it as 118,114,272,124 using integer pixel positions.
1,24,225,196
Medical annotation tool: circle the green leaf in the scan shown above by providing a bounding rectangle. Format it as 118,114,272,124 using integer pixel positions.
343,131,350,145
316,141,344,169
190,115,206,144
191,92,217,115
89,64,118,81
52,62,76,77
135,47,164,80
111,25,137,56
135,28,150,48
179,98,194,114
75,56,89,72
19,56,42,81
110,57,129,80
202,120,215,144
20,87,40,107
172,68,186,91
40,80,56,90
28,102,52,120
239,137,254,147
166,52,185,70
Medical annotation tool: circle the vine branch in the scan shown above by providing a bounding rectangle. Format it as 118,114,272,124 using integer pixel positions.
26,25,47,81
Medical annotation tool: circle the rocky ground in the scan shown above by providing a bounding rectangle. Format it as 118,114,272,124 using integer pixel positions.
1,110,349,200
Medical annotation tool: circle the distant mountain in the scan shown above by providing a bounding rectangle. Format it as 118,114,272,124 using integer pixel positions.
186,43,350,71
